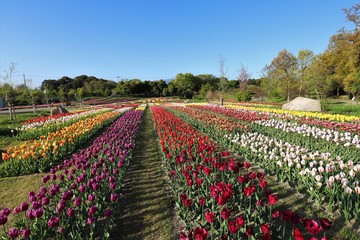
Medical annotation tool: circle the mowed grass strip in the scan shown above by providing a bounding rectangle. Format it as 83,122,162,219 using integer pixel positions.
112,107,177,240
0,173,47,226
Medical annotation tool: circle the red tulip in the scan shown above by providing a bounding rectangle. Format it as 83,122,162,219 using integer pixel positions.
267,194,278,206
221,208,231,220
303,219,322,235
205,212,215,223
319,218,332,230
193,227,208,240
261,223,270,234
228,220,239,234
236,216,245,227
293,227,304,240
245,226,253,236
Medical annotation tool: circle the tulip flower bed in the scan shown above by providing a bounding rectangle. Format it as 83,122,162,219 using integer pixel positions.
204,104,360,133
189,105,358,164
151,106,331,239
16,108,110,141
0,109,143,239
170,106,248,133
0,108,132,178
225,104,360,122
170,106,360,222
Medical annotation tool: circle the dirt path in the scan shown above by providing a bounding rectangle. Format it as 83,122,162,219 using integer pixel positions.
111,107,177,240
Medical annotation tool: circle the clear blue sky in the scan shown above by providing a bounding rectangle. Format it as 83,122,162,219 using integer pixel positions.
0,0,358,87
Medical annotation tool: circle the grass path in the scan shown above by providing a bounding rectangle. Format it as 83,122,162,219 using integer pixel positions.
111,108,177,240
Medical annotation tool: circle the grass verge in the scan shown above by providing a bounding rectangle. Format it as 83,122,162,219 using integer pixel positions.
111,107,177,240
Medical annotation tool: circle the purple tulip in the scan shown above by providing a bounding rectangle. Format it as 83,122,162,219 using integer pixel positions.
13,206,21,214
47,216,59,227
50,168,56,174
87,217,96,224
50,174,57,181
42,176,48,183
21,228,31,237
26,209,34,219
2,208,10,216
62,190,73,201
64,169,69,174
56,200,66,213
8,227,20,239
28,191,35,197
34,208,44,218
73,197,82,207
67,207,75,218
88,194,96,202
95,176,101,182
32,201,41,209
79,185,86,193
29,196,37,202
103,209,112,218
49,186,58,196
109,176,115,183
0,215,8,225
110,182,116,190
92,183,98,191
20,202,29,211
39,187,47,194
59,174,64,181
68,174,74,181
110,193,118,202
88,205,97,215
41,196,50,206
71,182,77,189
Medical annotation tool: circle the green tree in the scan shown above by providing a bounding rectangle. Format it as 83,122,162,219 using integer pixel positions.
173,73,199,98
297,49,314,96
75,87,84,106
264,49,298,102
199,82,213,100
167,82,176,96
58,85,67,105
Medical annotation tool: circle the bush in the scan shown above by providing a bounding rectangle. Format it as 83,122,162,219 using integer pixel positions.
237,90,253,102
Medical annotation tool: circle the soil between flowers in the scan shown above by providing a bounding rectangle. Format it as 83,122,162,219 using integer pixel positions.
111,107,177,239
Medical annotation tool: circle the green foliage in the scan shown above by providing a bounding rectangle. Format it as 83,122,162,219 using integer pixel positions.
228,80,238,88
237,89,253,102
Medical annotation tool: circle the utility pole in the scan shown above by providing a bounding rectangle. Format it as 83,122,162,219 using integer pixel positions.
23,74,27,87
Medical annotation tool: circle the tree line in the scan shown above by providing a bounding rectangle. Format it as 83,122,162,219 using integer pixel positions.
260,4,360,101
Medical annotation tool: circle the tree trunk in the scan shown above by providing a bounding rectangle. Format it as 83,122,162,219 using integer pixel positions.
12,106,16,120
315,89,320,100
33,104,37,113
8,106,12,120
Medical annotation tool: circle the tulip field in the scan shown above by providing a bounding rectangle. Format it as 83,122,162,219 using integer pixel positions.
0,101,360,239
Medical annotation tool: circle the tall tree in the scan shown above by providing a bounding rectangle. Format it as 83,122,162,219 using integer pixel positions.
343,4,360,30
172,73,199,98
1,62,17,120
218,55,229,102
236,64,252,90
264,49,298,102
307,54,331,100
297,49,314,96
